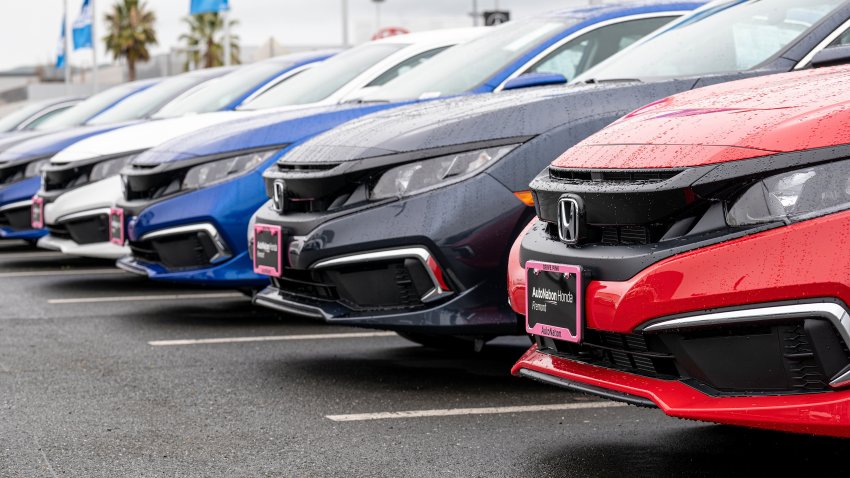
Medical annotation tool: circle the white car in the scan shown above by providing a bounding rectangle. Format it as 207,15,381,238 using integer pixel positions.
36,28,484,259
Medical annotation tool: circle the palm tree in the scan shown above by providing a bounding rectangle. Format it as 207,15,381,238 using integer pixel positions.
103,0,157,81
180,13,240,69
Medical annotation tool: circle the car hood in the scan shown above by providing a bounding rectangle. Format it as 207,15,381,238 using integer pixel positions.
273,76,752,167
132,103,396,166
0,123,134,165
553,66,850,170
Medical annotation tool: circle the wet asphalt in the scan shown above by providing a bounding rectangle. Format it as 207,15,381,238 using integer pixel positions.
0,239,847,477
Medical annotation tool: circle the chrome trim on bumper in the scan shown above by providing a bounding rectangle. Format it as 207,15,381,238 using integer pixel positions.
253,286,329,320
139,223,232,264
310,247,453,304
55,207,111,224
642,302,850,389
0,199,32,213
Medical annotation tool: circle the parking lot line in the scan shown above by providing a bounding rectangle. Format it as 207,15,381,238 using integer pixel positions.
0,269,127,278
149,331,398,346
326,401,627,422
48,292,246,305
0,251,67,260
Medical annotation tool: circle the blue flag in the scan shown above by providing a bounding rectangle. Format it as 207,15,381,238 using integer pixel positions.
56,17,66,69
72,0,93,50
190,0,229,15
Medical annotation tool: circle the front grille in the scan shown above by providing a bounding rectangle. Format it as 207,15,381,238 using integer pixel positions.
538,330,679,380
47,224,72,241
549,167,683,183
129,231,220,270
43,166,92,192
63,214,109,244
539,319,850,396
0,206,32,231
270,258,436,312
600,225,650,245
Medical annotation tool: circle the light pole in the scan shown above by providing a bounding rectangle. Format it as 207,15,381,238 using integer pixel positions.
372,0,385,31
341,0,349,46
471,0,479,26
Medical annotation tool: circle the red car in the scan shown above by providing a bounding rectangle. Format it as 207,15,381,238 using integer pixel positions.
509,65,850,438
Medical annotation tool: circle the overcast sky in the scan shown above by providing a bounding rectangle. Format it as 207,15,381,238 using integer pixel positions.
0,0,591,71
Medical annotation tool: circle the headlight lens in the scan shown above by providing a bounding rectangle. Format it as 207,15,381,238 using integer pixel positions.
24,158,49,178
369,145,518,200
181,149,279,190
727,160,850,226
89,154,138,183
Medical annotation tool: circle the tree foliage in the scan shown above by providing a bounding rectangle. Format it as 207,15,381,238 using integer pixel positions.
103,0,158,81
181,12,240,70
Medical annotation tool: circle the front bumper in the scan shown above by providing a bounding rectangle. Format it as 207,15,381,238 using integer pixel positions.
37,233,128,259
512,208,850,436
0,177,45,240
251,172,531,334
513,346,850,438
117,250,266,288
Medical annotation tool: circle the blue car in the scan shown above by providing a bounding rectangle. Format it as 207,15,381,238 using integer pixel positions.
0,52,333,242
114,1,704,288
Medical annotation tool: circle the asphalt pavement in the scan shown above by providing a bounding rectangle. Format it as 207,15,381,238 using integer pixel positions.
1,239,847,477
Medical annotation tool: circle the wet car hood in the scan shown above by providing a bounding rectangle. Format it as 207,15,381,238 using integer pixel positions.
274,73,762,167
553,66,850,169
131,103,399,166
0,123,134,165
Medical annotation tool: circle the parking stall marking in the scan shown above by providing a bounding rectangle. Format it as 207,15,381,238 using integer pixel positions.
326,401,627,422
148,331,398,347
0,269,128,278
0,251,68,260
48,292,246,305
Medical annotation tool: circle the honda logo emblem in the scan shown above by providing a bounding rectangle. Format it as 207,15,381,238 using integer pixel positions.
272,180,285,213
557,197,580,244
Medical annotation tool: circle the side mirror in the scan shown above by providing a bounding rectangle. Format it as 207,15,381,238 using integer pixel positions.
811,45,850,69
502,72,568,91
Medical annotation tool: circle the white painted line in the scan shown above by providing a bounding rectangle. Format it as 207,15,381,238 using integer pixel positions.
0,251,67,260
326,401,627,422
0,268,126,278
149,331,397,347
48,292,245,305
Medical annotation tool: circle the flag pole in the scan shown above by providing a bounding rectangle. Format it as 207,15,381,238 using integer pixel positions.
223,7,231,67
64,0,71,90
341,0,349,47
91,0,98,92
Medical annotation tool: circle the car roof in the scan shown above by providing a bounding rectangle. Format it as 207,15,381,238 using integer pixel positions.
542,0,706,21
371,27,486,46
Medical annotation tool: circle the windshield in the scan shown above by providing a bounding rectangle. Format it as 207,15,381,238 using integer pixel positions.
86,75,207,125
363,19,573,102
34,83,147,131
575,0,845,81
0,102,58,132
239,43,405,110
154,62,292,118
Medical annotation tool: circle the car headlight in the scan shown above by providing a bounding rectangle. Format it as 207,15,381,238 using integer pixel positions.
369,145,519,200
89,154,138,183
727,160,850,226
24,158,49,178
181,149,279,190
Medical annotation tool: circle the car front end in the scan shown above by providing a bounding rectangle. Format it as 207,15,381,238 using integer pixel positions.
511,67,850,437
115,104,390,288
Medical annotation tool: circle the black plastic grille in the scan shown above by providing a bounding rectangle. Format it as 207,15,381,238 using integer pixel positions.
270,258,436,312
538,330,680,379
129,231,219,270
63,214,109,245
47,224,72,241
0,206,30,230
548,167,683,183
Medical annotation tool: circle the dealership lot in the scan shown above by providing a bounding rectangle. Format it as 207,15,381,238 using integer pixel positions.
0,239,846,477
